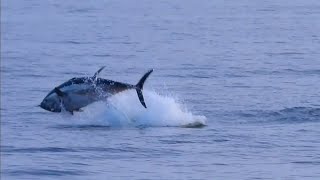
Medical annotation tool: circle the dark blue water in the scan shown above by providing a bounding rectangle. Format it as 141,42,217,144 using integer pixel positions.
2,0,320,179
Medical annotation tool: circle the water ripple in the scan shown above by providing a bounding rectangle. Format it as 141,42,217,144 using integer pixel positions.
5,169,85,176
236,107,320,124
291,161,320,165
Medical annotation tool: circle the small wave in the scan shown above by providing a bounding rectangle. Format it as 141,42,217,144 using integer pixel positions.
245,69,320,76
92,54,112,57
5,169,84,176
59,91,206,128
52,124,110,130
67,8,99,14
2,147,77,153
265,52,305,56
236,107,320,124
50,40,94,45
2,146,184,160
291,161,320,165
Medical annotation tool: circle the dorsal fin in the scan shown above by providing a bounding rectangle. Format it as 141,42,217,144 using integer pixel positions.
92,66,106,80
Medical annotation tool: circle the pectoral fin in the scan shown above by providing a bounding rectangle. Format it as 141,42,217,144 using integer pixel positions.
54,87,66,97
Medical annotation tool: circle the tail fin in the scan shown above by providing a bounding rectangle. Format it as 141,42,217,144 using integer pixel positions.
136,69,153,108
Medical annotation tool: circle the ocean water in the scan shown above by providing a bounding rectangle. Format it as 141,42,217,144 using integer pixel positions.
1,0,320,179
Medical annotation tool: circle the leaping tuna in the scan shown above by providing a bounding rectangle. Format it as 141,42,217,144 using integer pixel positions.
39,67,153,114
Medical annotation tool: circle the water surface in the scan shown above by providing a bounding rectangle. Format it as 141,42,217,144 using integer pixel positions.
1,0,320,179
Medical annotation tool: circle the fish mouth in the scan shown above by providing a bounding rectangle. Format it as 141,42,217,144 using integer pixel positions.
39,103,50,111
39,104,46,110
38,104,51,111
38,103,60,112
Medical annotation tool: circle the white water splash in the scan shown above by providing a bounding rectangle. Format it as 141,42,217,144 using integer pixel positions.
66,90,206,128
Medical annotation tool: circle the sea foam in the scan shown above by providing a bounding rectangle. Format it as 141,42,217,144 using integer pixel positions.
64,90,206,128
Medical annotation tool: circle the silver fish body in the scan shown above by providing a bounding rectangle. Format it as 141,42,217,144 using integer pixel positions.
40,69,153,114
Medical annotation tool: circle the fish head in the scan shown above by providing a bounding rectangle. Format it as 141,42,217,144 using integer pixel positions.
40,94,62,112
